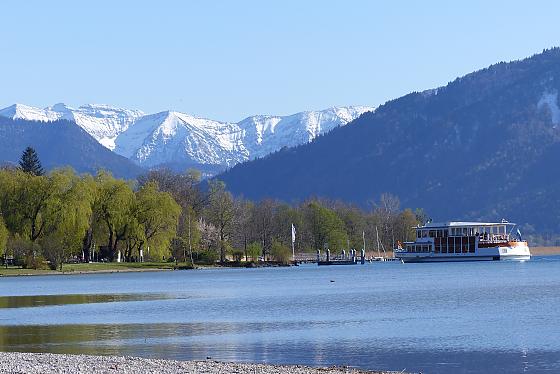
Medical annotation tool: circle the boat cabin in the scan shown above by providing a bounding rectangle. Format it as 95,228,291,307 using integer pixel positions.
405,221,514,254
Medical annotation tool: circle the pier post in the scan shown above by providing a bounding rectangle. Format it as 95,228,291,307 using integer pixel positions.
342,249,346,259
351,249,356,263
326,249,330,262
361,249,365,264
316,249,320,263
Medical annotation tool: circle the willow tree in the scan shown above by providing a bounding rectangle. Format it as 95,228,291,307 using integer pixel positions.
0,170,63,242
40,169,95,269
92,172,135,261
130,181,181,261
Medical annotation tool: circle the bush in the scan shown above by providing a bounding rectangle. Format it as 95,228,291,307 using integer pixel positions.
270,240,292,264
41,236,63,270
231,249,244,262
25,254,49,270
195,250,219,265
7,236,42,268
246,242,262,262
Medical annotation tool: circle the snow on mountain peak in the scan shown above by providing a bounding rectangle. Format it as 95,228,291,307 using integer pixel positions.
0,102,373,174
0,103,144,150
0,103,60,122
114,105,373,170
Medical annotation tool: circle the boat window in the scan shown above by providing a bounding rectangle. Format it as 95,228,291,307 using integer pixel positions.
462,228,467,236
422,230,427,238
443,229,448,237
429,230,436,238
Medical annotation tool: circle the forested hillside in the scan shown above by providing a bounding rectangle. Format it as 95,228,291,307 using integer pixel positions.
0,117,143,178
217,48,560,234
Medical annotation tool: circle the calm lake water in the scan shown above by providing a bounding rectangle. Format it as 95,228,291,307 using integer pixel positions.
1,257,560,373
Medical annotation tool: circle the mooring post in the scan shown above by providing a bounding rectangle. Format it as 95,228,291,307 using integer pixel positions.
361,248,365,264
316,249,321,263
351,249,356,263
342,249,346,259
326,249,330,262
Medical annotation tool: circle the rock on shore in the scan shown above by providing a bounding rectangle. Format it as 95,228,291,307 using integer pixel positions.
0,352,401,374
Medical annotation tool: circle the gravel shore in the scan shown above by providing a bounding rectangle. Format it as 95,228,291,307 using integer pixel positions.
0,352,401,374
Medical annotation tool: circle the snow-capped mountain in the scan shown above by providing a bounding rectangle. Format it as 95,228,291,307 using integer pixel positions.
114,106,373,172
0,103,373,175
0,103,144,149
115,111,248,169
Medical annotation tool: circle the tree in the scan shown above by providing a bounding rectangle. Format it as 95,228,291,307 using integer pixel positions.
246,241,261,261
40,169,95,270
206,180,234,263
270,239,291,264
19,147,43,176
0,216,8,258
92,172,135,261
250,199,278,259
395,209,419,243
232,198,254,261
1,170,65,243
133,181,181,261
304,201,348,253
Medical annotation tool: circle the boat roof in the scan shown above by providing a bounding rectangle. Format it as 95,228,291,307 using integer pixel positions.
418,221,515,229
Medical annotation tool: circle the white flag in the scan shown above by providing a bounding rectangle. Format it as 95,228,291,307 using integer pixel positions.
291,224,296,243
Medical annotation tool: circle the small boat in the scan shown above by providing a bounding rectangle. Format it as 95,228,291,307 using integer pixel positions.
394,221,530,262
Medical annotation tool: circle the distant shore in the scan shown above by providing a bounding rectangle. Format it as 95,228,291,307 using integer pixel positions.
2,247,559,277
529,246,560,256
0,260,290,277
0,352,401,374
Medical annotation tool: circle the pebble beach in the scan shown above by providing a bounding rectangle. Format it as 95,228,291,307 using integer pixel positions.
0,352,403,374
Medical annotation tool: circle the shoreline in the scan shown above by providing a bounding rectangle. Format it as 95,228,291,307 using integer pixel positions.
0,352,402,374
2,248,559,277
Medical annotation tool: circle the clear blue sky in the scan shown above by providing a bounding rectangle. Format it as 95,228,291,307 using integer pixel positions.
1,0,559,121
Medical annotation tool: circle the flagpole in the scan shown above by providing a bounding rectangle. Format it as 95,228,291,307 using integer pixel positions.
291,223,296,262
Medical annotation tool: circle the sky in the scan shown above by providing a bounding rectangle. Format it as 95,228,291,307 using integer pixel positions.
1,0,560,122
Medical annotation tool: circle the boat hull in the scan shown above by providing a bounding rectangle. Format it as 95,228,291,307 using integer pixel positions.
397,254,530,263
395,242,531,263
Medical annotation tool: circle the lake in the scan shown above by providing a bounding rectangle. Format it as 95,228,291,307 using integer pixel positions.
1,257,560,373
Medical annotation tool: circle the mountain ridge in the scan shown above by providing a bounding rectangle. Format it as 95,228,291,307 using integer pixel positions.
215,48,560,233
0,103,372,175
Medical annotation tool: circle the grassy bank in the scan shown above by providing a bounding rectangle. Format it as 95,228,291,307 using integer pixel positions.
0,261,182,276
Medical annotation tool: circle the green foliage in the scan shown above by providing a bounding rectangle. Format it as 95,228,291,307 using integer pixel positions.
92,171,135,260
305,201,348,251
0,166,424,270
19,146,43,176
195,250,219,264
135,181,181,261
270,239,291,264
0,217,7,257
246,241,262,261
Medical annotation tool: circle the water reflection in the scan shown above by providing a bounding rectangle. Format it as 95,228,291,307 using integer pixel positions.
0,323,559,374
0,293,173,309
1,259,560,373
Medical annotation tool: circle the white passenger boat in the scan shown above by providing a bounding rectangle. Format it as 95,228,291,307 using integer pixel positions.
394,221,530,262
